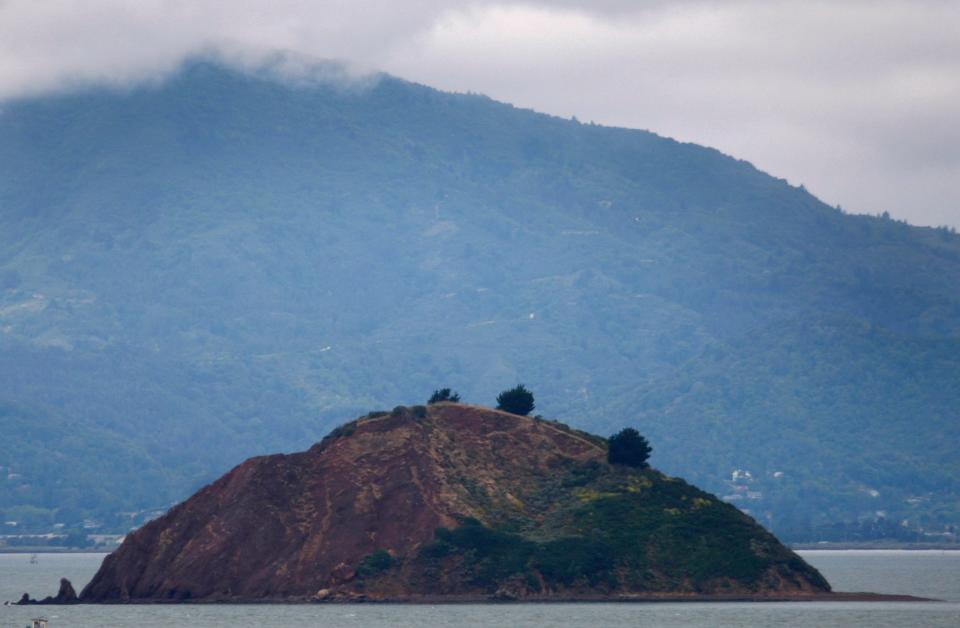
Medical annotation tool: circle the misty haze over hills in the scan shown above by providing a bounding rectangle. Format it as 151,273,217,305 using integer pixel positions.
1,60,958,541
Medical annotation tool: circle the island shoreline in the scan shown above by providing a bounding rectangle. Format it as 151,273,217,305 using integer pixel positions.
17,592,934,605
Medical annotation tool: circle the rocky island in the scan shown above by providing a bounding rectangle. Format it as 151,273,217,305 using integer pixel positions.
57,402,845,603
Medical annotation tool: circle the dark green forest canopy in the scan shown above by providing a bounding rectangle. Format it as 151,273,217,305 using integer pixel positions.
0,61,958,540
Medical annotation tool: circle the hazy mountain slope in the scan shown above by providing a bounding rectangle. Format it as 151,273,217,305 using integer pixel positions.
0,61,957,539
0,398,165,530
623,317,960,538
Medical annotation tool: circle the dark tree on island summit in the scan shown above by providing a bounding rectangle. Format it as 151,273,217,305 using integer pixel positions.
607,428,652,468
428,388,461,404
496,384,535,416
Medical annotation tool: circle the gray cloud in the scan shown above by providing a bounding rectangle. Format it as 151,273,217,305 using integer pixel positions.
1,0,957,227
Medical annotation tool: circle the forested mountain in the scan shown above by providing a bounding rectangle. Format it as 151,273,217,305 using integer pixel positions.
1,60,958,541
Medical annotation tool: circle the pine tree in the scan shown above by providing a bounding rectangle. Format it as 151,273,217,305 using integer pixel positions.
495,384,535,416
607,428,652,468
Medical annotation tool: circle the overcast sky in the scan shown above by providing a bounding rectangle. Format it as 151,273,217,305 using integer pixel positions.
2,0,957,227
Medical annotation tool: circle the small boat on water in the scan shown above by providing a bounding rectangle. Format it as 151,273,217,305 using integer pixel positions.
30,618,49,628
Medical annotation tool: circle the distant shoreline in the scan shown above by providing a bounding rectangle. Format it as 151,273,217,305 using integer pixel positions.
0,548,111,554
4,544,959,554
792,543,960,551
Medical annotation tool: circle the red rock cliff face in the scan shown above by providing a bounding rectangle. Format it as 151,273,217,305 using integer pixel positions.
81,404,605,601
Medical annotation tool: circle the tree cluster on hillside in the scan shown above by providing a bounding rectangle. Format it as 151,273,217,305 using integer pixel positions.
496,385,535,416
428,388,460,404
607,428,652,468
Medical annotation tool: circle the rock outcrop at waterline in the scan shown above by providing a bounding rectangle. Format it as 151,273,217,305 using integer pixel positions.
17,578,78,605
79,404,830,602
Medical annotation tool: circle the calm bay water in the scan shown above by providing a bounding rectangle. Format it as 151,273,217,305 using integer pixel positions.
2,550,958,627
